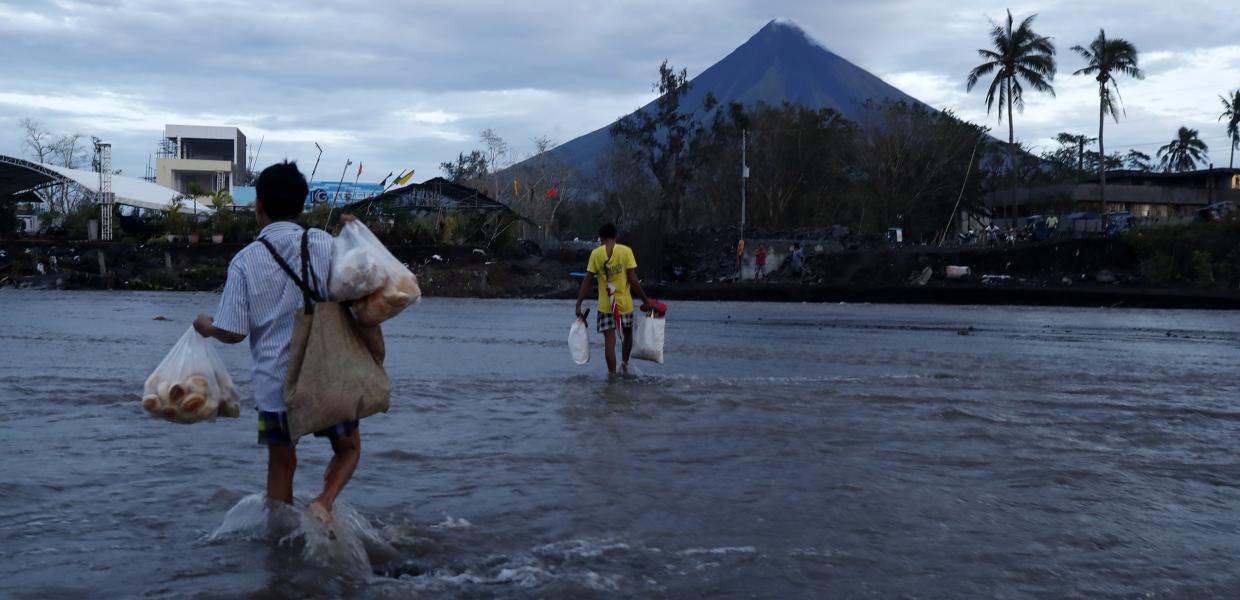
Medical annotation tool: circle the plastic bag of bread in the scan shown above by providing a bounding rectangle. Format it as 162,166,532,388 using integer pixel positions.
330,220,422,325
329,221,387,301
141,327,242,424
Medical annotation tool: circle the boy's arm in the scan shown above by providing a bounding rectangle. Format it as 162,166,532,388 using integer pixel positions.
194,315,246,344
627,269,652,305
574,275,593,318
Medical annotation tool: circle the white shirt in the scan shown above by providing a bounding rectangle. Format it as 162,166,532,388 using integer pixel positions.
214,221,333,413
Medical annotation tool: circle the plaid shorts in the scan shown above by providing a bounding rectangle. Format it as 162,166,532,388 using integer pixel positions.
597,310,633,333
257,411,359,447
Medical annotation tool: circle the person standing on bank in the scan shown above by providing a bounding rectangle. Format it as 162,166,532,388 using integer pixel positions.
575,223,653,376
754,244,768,280
192,160,362,520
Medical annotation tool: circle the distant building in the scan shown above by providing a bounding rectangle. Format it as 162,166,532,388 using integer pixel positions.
229,181,386,208
155,125,247,195
985,167,1240,224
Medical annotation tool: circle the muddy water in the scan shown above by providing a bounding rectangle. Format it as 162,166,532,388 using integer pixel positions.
3,291,1240,598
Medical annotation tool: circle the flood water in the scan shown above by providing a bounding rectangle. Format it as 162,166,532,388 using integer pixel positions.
3,290,1240,598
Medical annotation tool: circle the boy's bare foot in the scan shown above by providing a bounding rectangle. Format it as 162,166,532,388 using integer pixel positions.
308,498,333,523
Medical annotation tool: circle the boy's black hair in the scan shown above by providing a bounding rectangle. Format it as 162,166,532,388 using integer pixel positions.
598,223,618,240
255,160,309,221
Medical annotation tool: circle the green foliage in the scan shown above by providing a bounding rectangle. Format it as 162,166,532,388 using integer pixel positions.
0,201,17,236
554,201,606,238
440,150,488,184
1156,126,1209,172
298,203,335,232
1190,250,1216,286
63,203,99,239
965,9,1057,140
388,212,435,245
1219,246,1240,289
437,212,459,243
1125,220,1240,287
1139,251,1176,285
163,199,188,236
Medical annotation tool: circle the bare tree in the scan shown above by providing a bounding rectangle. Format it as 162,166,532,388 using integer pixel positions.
21,118,52,163
480,128,509,201
19,118,92,215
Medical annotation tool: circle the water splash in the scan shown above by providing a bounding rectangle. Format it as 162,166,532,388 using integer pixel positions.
206,493,400,578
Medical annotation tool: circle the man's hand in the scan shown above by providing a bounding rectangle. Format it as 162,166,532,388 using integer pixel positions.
340,214,359,225
575,302,584,320
193,313,215,338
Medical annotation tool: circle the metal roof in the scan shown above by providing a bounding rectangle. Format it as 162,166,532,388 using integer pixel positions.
0,154,210,213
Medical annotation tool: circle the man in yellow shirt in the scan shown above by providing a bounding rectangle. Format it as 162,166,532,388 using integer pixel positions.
575,223,652,376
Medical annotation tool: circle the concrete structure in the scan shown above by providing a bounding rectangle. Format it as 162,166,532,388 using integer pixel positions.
155,125,247,195
984,168,1240,227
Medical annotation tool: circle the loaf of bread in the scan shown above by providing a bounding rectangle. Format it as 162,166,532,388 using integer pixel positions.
141,373,239,423
353,272,422,326
186,375,210,395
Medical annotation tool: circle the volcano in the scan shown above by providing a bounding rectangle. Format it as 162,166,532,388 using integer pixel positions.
531,18,928,176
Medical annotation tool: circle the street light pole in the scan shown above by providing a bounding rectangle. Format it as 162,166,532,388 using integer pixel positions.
309,142,323,184
333,158,352,204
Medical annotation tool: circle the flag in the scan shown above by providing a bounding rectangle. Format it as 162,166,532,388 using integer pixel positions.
357,163,363,177
513,179,520,199
379,171,393,187
394,170,415,186
546,187,558,199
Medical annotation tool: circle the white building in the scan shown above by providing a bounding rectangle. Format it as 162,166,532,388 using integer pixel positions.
155,125,247,195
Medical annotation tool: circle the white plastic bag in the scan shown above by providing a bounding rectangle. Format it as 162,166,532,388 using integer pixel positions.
569,316,590,365
141,327,242,423
631,311,665,364
330,221,422,325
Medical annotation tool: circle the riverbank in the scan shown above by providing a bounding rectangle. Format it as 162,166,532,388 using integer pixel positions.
3,236,1240,309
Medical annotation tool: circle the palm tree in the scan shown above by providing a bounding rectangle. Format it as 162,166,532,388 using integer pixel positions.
1220,89,1240,169
1156,127,1209,173
966,9,1056,219
1071,30,1143,209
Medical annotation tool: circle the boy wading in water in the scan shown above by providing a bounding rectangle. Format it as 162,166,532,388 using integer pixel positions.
575,223,653,376
193,161,360,519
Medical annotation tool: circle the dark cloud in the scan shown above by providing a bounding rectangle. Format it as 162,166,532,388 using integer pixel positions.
1,0,1237,180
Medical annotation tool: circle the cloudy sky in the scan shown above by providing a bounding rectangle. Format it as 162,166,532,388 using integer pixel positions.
1,0,1238,184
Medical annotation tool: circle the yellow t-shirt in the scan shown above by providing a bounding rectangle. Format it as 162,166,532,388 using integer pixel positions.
587,243,638,315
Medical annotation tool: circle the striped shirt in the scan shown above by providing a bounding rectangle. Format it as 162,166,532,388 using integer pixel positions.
214,221,333,413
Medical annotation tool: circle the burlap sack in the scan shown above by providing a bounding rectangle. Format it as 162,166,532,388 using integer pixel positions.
284,301,390,439
260,227,391,441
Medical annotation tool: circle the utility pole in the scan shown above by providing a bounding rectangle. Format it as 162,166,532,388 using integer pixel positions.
739,129,749,280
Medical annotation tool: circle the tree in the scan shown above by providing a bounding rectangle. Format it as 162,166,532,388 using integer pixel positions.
1123,149,1153,171
439,150,488,184
1071,30,1144,208
1219,89,1240,169
479,128,509,201
19,118,91,216
1156,126,1209,173
21,118,52,163
853,101,988,240
507,135,576,241
965,9,1056,218
610,60,718,230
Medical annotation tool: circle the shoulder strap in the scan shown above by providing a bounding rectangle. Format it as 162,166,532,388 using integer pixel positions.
258,228,323,314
